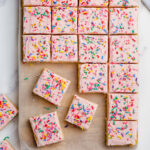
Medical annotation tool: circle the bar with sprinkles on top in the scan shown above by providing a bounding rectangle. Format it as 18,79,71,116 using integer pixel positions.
107,94,138,120
109,35,139,63
33,68,71,106
79,64,108,93
78,8,108,34
52,7,77,34
79,35,108,63
0,95,18,130
109,64,139,93
23,0,51,6
109,0,139,7
109,8,138,34
52,35,78,62
23,35,51,62
107,121,138,146
66,95,98,130
52,0,78,6
30,112,64,147
79,0,108,6
23,7,51,34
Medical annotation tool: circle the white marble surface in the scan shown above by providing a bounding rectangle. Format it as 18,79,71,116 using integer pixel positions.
0,0,150,150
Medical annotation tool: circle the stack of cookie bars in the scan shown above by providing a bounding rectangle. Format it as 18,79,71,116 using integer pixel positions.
22,0,139,147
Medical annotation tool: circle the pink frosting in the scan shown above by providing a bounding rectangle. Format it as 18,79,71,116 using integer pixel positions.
0,140,14,150
23,0,51,6
79,0,108,6
79,35,108,63
0,95,18,130
23,7,51,34
52,7,77,34
107,121,138,146
78,8,108,34
108,94,138,120
52,0,78,6
110,35,139,63
52,35,78,62
110,0,138,7
109,64,139,93
79,64,108,93
23,35,51,62
33,68,71,106
109,8,138,34
66,95,98,130
30,112,63,147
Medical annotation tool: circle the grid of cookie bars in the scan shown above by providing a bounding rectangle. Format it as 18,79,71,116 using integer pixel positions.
22,0,139,146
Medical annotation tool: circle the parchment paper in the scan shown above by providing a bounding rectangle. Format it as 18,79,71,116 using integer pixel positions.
18,1,138,150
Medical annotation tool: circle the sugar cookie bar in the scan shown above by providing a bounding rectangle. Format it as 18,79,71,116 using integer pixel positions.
30,112,63,147
79,0,108,6
109,8,138,34
23,35,51,62
0,95,18,130
66,95,98,130
23,7,51,34
33,68,71,106
52,7,77,34
79,64,108,93
108,94,138,120
23,0,51,6
78,8,108,34
79,35,108,63
52,35,78,62
109,35,139,63
52,0,78,6
0,140,15,150
109,0,138,7
107,121,138,146
109,64,139,93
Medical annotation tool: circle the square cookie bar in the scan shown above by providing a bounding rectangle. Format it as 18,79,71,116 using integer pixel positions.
109,8,138,34
52,0,78,6
79,35,108,63
23,7,51,34
52,35,78,62
107,121,138,146
23,35,51,62
23,0,51,6
108,94,138,120
33,68,71,106
52,7,77,34
78,8,108,34
109,35,139,63
110,0,138,7
79,0,108,6
66,95,98,130
79,64,108,93
30,112,63,147
109,64,139,93
0,140,15,150
0,95,18,130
